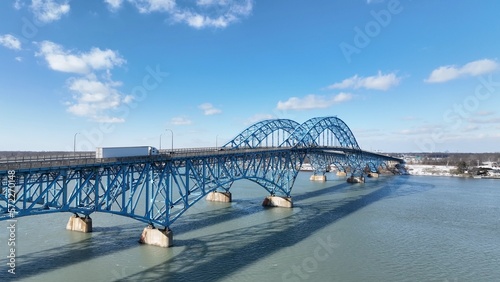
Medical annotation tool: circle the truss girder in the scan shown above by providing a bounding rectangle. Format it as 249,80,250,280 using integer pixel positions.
0,116,403,228
0,149,309,227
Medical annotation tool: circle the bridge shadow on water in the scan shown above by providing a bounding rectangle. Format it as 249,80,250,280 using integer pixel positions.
5,176,435,281
119,176,435,281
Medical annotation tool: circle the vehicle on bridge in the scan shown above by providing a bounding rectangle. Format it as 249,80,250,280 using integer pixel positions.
95,146,159,158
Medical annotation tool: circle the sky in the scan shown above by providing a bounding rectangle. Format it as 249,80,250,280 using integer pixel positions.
1,0,500,153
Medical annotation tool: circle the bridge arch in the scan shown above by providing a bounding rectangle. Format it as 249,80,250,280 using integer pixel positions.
223,119,300,149
282,116,360,149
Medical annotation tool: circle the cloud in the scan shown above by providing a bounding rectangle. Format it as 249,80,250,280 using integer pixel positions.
36,41,130,122
276,93,353,111
397,125,440,135
104,0,124,10
66,74,131,123
171,117,193,125
31,0,70,23
467,117,500,124
104,0,253,29
326,71,400,91
425,59,498,83
245,113,275,125
14,0,24,9
131,0,176,13
36,41,126,74
198,103,222,115
0,34,22,50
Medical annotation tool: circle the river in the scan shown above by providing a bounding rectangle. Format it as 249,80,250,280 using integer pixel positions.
2,173,499,281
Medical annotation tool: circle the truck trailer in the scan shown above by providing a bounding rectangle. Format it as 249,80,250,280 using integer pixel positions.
96,146,159,159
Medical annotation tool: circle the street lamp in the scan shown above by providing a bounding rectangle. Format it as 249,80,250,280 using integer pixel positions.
165,129,173,152
159,134,163,150
216,134,219,149
73,132,80,153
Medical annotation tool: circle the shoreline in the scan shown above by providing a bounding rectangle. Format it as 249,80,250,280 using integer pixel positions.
405,164,500,179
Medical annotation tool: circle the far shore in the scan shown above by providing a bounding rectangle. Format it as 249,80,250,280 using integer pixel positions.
405,164,500,179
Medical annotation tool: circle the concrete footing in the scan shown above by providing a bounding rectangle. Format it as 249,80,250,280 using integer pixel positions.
336,171,347,177
66,215,92,233
262,196,293,208
367,172,379,178
206,191,232,202
347,176,365,183
309,174,327,181
139,226,173,248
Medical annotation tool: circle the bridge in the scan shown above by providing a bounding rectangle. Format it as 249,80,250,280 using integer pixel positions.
0,116,405,247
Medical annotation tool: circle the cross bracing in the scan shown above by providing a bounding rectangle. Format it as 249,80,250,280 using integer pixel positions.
0,116,404,228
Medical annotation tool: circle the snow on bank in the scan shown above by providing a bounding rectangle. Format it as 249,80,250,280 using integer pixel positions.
406,164,453,177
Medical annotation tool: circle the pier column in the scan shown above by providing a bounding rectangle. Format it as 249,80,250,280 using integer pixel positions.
309,174,327,181
262,196,293,208
66,214,92,233
347,176,365,183
367,172,379,178
336,171,347,177
139,226,173,248
206,191,232,203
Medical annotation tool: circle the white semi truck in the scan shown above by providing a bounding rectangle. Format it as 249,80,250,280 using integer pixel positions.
96,146,159,158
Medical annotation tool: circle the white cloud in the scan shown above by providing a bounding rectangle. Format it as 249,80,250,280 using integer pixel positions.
171,117,192,125
15,57,23,62
104,0,124,10
104,0,253,29
36,41,130,122
198,103,222,115
0,34,22,50
468,117,500,124
276,93,353,111
172,0,252,29
36,41,125,74
31,0,70,23
425,59,498,83
14,0,24,10
66,74,130,123
131,0,176,13
245,113,275,125
326,71,400,91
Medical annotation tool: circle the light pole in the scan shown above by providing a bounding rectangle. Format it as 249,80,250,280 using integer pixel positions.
159,134,163,150
165,129,173,152
216,134,218,149
73,132,80,153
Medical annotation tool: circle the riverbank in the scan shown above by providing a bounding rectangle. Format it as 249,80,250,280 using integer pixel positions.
406,164,500,179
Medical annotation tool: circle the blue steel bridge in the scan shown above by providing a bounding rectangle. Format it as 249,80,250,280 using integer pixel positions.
0,116,404,241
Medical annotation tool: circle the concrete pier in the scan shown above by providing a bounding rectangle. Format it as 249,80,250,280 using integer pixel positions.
206,191,232,202
66,215,92,233
262,196,293,208
139,226,173,248
367,172,379,178
347,176,365,183
337,171,347,177
310,174,327,181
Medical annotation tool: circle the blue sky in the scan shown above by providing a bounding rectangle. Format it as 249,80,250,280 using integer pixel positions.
1,0,499,153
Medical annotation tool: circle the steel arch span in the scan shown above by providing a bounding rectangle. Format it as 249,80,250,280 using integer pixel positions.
0,116,404,233
223,119,300,149
281,116,360,149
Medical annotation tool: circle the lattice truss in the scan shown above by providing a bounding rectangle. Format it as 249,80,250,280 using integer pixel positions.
0,116,403,227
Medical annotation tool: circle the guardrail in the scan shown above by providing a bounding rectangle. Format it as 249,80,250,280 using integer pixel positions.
0,152,96,163
0,146,392,171
0,147,289,171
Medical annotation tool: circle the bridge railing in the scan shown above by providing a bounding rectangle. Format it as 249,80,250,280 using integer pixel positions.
0,152,96,163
